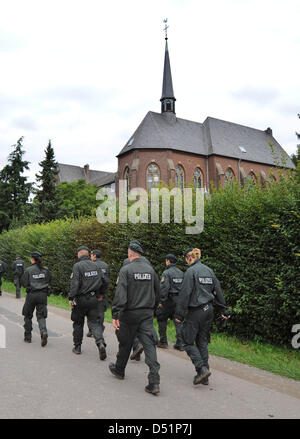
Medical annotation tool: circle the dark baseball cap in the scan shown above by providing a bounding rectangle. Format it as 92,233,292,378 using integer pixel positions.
31,251,42,258
77,246,89,253
91,249,101,258
166,253,177,263
128,241,144,255
183,248,194,257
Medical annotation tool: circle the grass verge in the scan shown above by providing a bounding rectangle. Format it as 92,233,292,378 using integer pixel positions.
2,281,300,381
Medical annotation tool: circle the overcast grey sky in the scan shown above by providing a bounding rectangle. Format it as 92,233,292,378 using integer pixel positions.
0,0,299,182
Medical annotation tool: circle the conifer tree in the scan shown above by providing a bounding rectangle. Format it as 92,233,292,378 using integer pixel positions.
0,137,32,229
35,140,60,221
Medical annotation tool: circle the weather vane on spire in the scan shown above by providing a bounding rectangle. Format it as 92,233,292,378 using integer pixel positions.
163,18,169,40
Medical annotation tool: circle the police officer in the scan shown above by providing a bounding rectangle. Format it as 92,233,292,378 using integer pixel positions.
175,248,230,385
122,240,153,362
69,246,107,360
86,249,110,344
21,251,51,346
12,256,26,298
109,241,161,395
156,254,184,351
0,258,7,296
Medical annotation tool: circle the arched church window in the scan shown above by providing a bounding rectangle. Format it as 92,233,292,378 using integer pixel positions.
269,174,276,183
225,167,235,185
175,165,185,189
124,166,130,192
146,163,160,190
247,172,256,185
193,168,203,188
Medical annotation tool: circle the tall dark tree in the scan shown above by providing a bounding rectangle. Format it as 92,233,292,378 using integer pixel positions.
0,137,32,230
291,113,300,167
290,114,300,183
0,180,12,231
35,140,60,222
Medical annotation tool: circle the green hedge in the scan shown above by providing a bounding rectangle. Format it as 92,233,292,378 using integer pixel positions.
0,174,299,346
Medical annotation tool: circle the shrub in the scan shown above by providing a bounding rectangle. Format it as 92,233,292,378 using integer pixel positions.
0,174,299,346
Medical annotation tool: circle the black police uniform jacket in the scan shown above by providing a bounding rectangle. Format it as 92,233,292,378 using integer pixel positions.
112,257,160,320
122,255,152,267
160,264,184,303
69,255,107,300
94,258,110,291
21,263,51,295
12,259,26,277
175,259,226,321
0,260,7,275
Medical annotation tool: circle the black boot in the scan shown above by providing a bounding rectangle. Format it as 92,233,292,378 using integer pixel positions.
193,366,211,385
24,335,31,343
201,376,209,385
157,340,168,349
130,345,143,361
41,332,48,347
173,341,184,351
86,331,93,338
98,342,107,361
109,363,124,380
145,383,160,395
72,345,81,354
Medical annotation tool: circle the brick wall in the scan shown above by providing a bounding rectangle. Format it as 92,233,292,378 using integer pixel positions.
116,149,282,195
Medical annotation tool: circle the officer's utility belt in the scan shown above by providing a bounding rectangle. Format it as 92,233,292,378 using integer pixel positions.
126,306,153,312
88,291,96,296
169,293,179,296
82,291,96,298
189,301,213,311
28,288,48,294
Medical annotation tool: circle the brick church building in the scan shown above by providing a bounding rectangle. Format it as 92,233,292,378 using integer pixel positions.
115,35,294,194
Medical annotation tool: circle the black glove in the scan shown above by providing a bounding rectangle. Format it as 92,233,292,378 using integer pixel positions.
218,309,230,329
222,309,231,319
156,305,163,318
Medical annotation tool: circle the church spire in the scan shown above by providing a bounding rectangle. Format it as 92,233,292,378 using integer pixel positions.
160,19,176,114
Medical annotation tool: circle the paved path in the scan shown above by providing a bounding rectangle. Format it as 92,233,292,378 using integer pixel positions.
0,292,299,419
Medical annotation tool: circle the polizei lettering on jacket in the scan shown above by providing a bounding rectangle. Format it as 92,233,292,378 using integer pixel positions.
84,271,98,277
172,278,183,284
32,273,46,279
134,273,152,281
198,277,213,284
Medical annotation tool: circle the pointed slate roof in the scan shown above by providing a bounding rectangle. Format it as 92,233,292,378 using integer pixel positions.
161,39,175,100
117,111,295,169
117,111,206,157
56,163,115,184
203,117,294,168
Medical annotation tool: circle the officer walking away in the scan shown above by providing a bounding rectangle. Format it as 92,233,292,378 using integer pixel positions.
21,251,51,346
175,248,230,386
68,246,107,360
122,243,152,267
156,254,184,351
86,249,110,344
122,240,152,362
0,258,7,296
12,256,26,298
109,241,161,395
